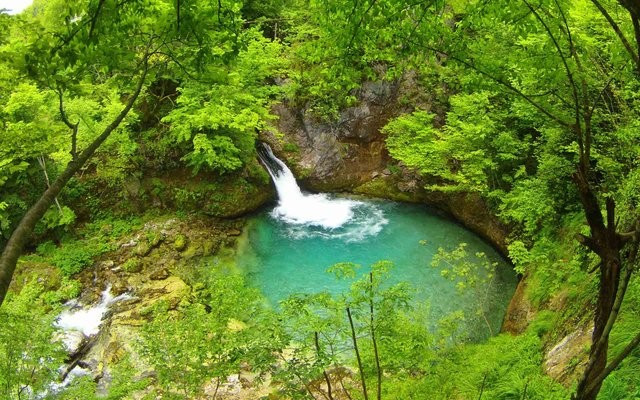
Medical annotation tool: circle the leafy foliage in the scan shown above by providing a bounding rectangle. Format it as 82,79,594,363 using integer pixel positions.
0,282,65,400
139,269,284,399
2,0,640,398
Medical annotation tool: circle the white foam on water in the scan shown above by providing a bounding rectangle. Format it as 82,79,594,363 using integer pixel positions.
55,286,132,338
47,287,132,394
272,192,357,229
282,202,388,242
258,143,388,240
47,366,91,394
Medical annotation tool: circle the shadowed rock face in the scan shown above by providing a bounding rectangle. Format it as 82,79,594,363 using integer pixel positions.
270,80,406,190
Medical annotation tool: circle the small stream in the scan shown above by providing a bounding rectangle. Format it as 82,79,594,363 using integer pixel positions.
48,286,132,393
236,144,517,341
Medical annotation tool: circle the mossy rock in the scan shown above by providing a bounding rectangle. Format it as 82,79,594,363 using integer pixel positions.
202,239,220,256
181,244,202,260
11,261,63,294
122,258,143,273
354,177,416,202
135,232,164,256
173,234,187,251
146,232,164,248
134,242,151,257
149,268,170,281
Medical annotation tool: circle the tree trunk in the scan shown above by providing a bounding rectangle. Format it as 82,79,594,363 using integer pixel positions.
572,170,623,400
633,15,640,75
314,331,334,400
575,257,620,400
369,272,382,400
0,64,147,306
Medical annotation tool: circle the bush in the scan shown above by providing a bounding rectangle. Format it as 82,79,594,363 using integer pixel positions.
50,240,111,276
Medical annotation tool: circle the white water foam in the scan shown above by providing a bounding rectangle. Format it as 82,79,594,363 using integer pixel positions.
56,286,132,339
45,287,131,395
47,366,91,394
258,143,388,241
283,202,388,242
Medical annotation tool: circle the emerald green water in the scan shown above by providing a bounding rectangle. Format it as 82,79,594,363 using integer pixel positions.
236,198,517,341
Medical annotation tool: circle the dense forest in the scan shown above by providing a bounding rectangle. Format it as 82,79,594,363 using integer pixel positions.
0,0,639,399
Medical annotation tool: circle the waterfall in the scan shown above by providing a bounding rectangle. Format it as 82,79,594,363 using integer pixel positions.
258,143,388,240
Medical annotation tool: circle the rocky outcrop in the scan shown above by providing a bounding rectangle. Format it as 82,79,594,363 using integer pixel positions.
422,191,510,255
266,80,409,191
502,276,535,334
75,161,274,222
544,324,592,386
45,215,248,394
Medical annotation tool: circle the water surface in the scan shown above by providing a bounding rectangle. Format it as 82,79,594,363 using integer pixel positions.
237,144,518,341
236,198,517,341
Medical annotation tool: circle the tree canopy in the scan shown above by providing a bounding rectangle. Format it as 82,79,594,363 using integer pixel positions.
1,0,640,399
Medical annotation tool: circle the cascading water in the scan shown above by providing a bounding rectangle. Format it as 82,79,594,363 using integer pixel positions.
257,143,387,241
44,287,133,394
56,286,132,350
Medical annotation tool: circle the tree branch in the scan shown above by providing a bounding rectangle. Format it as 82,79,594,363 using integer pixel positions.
88,0,106,39
584,330,640,397
346,0,379,54
523,0,583,151
405,38,572,128
590,0,640,73
57,89,79,160
0,56,150,306
555,0,593,163
36,156,62,214
587,71,618,120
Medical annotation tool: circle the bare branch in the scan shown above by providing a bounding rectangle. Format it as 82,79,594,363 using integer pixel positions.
576,233,600,254
587,70,618,120
36,156,62,214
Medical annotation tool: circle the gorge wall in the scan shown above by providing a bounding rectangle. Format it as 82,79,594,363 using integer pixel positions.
261,78,510,256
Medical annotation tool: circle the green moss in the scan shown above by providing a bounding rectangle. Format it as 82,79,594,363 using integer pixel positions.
11,260,63,294
174,234,187,251
122,258,143,273
283,142,299,153
296,166,313,179
182,244,201,260
134,242,151,257
354,177,414,202
51,240,113,276
202,239,220,256
529,310,557,337
146,231,163,247
246,159,271,185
